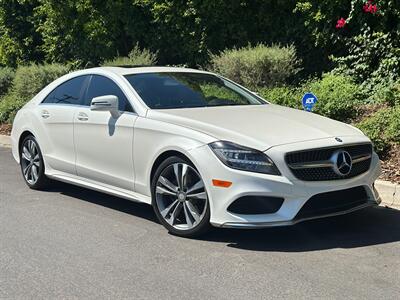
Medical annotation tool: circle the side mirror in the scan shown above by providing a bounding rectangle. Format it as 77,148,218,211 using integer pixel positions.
90,95,119,118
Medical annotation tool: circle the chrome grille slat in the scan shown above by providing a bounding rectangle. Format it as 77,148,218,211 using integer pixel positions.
352,154,372,163
285,143,373,181
288,160,332,170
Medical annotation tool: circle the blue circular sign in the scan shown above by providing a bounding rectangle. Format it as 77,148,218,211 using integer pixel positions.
302,92,318,111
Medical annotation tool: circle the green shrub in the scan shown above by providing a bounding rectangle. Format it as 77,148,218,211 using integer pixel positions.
0,67,15,96
301,73,361,122
257,74,361,122
209,44,301,89
0,63,69,123
103,44,158,67
356,107,400,155
366,79,400,107
0,94,23,123
257,86,302,109
386,107,400,143
11,64,69,100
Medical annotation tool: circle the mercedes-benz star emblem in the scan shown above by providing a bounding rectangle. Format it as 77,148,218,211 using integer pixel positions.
331,150,352,176
335,137,343,142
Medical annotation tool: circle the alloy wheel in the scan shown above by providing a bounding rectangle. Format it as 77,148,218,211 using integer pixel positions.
21,139,41,185
155,163,208,231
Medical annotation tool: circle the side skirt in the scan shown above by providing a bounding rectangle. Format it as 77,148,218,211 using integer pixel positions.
46,172,152,205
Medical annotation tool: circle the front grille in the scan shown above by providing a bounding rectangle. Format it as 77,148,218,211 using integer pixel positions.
295,186,369,220
286,143,372,181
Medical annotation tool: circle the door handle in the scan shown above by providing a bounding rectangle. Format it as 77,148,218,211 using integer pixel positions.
41,110,50,119
77,112,89,121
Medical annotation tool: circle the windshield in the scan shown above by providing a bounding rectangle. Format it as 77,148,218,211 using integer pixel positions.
124,72,266,109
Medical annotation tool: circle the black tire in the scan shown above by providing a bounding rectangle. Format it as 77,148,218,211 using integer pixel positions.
151,156,211,238
19,135,51,190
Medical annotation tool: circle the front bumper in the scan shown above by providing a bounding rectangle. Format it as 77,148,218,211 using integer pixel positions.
188,137,381,228
219,201,377,228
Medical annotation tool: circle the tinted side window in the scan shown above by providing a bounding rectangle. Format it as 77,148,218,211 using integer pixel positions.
42,76,87,105
85,75,133,112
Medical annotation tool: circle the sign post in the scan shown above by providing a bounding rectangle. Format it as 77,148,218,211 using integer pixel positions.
302,92,318,112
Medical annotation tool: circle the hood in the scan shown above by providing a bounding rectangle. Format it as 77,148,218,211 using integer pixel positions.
147,104,365,151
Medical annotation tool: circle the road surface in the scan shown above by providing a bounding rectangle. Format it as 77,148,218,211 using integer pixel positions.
1,147,399,299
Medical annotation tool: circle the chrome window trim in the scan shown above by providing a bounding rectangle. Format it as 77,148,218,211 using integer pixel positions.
39,103,87,107
38,102,138,116
38,73,137,114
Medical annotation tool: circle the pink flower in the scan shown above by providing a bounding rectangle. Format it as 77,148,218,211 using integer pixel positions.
363,1,372,12
363,1,378,14
336,18,346,29
369,4,378,13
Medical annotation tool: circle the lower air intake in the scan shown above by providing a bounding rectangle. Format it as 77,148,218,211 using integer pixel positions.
228,196,284,215
295,186,370,220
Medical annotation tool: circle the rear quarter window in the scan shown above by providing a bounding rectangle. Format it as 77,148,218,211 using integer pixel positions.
42,75,87,105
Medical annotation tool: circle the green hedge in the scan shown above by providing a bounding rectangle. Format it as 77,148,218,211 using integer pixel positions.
258,86,302,109
258,73,361,122
12,64,69,100
209,44,300,89
0,94,23,124
357,107,400,155
366,79,400,107
0,67,15,96
102,44,158,67
304,74,361,122
0,63,69,123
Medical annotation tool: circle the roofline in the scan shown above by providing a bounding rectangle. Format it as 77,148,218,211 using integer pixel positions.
74,66,215,77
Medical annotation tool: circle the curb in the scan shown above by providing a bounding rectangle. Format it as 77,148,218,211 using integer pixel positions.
0,134,399,208
0,134,11,148
375,180,400,208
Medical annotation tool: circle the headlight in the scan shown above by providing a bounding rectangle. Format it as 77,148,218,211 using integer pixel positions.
209,141,281,175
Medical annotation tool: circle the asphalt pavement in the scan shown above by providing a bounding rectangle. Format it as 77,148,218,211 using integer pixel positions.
1,146,400,299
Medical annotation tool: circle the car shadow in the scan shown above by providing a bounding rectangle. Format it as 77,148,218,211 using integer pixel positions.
46,181,400,252
46,181,158,224
200,206,400,252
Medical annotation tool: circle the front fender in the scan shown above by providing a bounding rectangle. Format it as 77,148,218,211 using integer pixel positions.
132,116,216,197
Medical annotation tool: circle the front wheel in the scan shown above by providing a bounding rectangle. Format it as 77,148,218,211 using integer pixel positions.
20,135,50,190
152,156,211,237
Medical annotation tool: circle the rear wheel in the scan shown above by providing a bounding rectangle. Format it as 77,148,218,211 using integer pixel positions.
20,135,50,190
152,156,211,237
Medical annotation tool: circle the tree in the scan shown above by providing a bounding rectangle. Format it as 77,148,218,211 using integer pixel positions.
0,0,42,66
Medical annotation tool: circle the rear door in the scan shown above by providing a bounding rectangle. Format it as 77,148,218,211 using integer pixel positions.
74,75,137,191
38,75,89,174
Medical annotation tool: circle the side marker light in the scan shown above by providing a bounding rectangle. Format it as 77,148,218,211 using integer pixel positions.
212,179,232,188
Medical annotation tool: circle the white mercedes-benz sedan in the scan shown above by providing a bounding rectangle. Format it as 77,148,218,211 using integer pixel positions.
11,66,381,237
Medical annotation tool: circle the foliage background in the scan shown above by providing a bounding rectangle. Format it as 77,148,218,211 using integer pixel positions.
0,1,397,73
0,0,399,180
0,1,322,71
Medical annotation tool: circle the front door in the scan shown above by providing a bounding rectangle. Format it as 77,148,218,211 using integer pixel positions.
74,75,137,191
